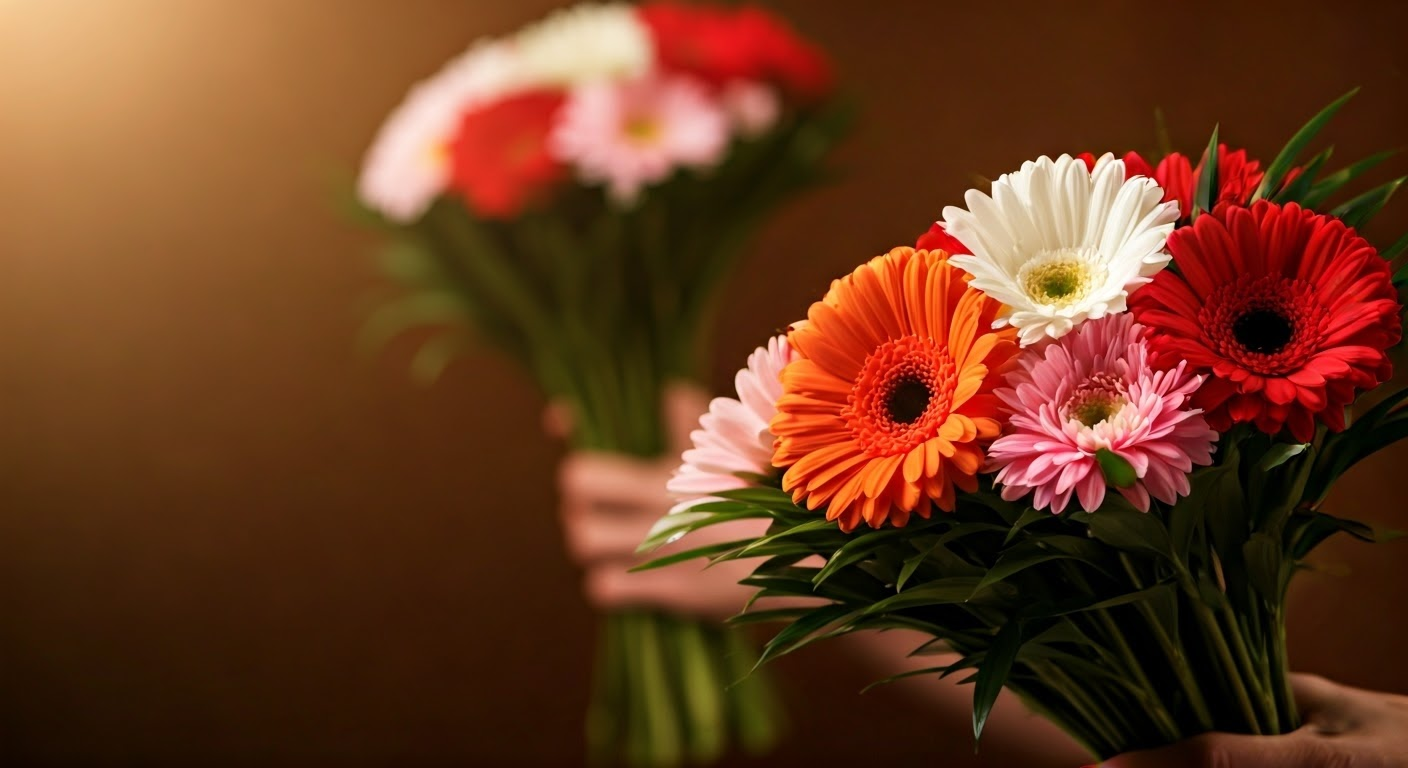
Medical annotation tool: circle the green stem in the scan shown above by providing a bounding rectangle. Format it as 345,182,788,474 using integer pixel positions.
1118,554,1215,732
1217,600,1278,733
1034,663,1121,757
1179,570,1263,734
1090,608,1183,743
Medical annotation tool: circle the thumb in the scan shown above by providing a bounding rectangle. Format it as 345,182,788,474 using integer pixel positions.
1102,730,1330,768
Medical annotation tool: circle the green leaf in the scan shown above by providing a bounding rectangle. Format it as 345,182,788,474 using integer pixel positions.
1253,88,1359,201
860,665,954,694
813,528,908,586
629,539,756,572
1331,176,1406,230
1095,449,1138,488
1004,507,1052,545
409,334,466,385
739,518,841,554
1081,500,1173,560
1383,230,1408,262
638,509,770,552
1193,124,1220,219
754,604,857,668
1031,582,1177,618
973,620,1023,742
1272,145,1334,204
1300,149,1397,208
972,549,1082,595
862,577,984,615
715,486,798,510
1258,442,1309,471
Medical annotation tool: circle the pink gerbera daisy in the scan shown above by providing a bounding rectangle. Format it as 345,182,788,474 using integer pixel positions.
987,314,1219,514
551,74,730,204
665,335,795,516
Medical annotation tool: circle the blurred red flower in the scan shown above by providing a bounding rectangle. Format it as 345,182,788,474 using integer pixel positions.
639,2,833,100
447,90,566,218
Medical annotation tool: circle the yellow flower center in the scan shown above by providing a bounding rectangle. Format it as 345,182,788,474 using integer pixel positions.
1019,249,1104,307
622,115,661,145
1064,373,1128,427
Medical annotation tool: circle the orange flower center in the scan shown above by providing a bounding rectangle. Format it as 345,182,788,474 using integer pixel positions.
845,335,957,457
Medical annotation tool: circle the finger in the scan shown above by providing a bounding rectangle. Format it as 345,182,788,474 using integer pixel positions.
1102,731,1331,768
1289,673,1349,722
558,451,675,512
663,382,712,455
559,499,659,566
542,399,574,440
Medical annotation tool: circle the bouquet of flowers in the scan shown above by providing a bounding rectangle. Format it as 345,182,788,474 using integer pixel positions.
349,3,849,765
644,91,1407,762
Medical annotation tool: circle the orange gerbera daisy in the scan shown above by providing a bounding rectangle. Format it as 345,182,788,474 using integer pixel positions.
771,247,1019,532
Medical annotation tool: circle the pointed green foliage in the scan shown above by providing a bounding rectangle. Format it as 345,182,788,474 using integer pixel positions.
973,620,1023,743
753,604,857,669
1300,149,1397,209
862,577,984,614
1004,507,1053,545
1272,146,1334,204
1078,500,1173,560
1193,125,1221,219
1095,449,1138,488
1254,88,1359,201
1384,230,1408,263
812,529,907,586
1331,176,1406,230
1258,442,1309,472
972,549,1080,595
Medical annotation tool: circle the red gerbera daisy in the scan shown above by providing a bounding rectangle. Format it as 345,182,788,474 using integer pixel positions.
1076,151,1155,181
1130,201,1401,442
1154,144,1266,219
914,221,967,253
447,89,566,218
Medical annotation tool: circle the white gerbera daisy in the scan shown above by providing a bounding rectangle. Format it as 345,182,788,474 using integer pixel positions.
942,154,1180,346
357,42,522,222
664,335,794,517
511,3,652,87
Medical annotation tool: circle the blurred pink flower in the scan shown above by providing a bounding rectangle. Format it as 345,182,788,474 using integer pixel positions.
666,335,793,516
987,313,1218,514
722,81,780,136
357,42,522,222
552,74,730,204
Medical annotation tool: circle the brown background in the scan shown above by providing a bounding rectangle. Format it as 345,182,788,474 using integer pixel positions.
2,1,1407,766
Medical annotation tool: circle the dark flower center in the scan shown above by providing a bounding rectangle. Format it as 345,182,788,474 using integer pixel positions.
886,375,932,424
1233,308,1294,354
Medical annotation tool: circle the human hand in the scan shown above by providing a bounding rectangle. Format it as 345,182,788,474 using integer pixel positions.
1103,673,1408,767
552,383,803,621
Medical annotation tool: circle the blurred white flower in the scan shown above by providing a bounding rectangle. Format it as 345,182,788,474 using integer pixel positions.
512,3,652,87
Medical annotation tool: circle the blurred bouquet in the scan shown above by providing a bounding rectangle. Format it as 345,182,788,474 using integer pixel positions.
349,2,849,765
645,92,1407,762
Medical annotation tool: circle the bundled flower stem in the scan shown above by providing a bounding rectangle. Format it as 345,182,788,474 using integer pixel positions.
349,4,851,765
644,91,1407,762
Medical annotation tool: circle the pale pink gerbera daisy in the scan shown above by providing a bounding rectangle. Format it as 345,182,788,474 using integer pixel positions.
358,42,523,222
551,74,730,204
987,314,1218,514
664,335,794,517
